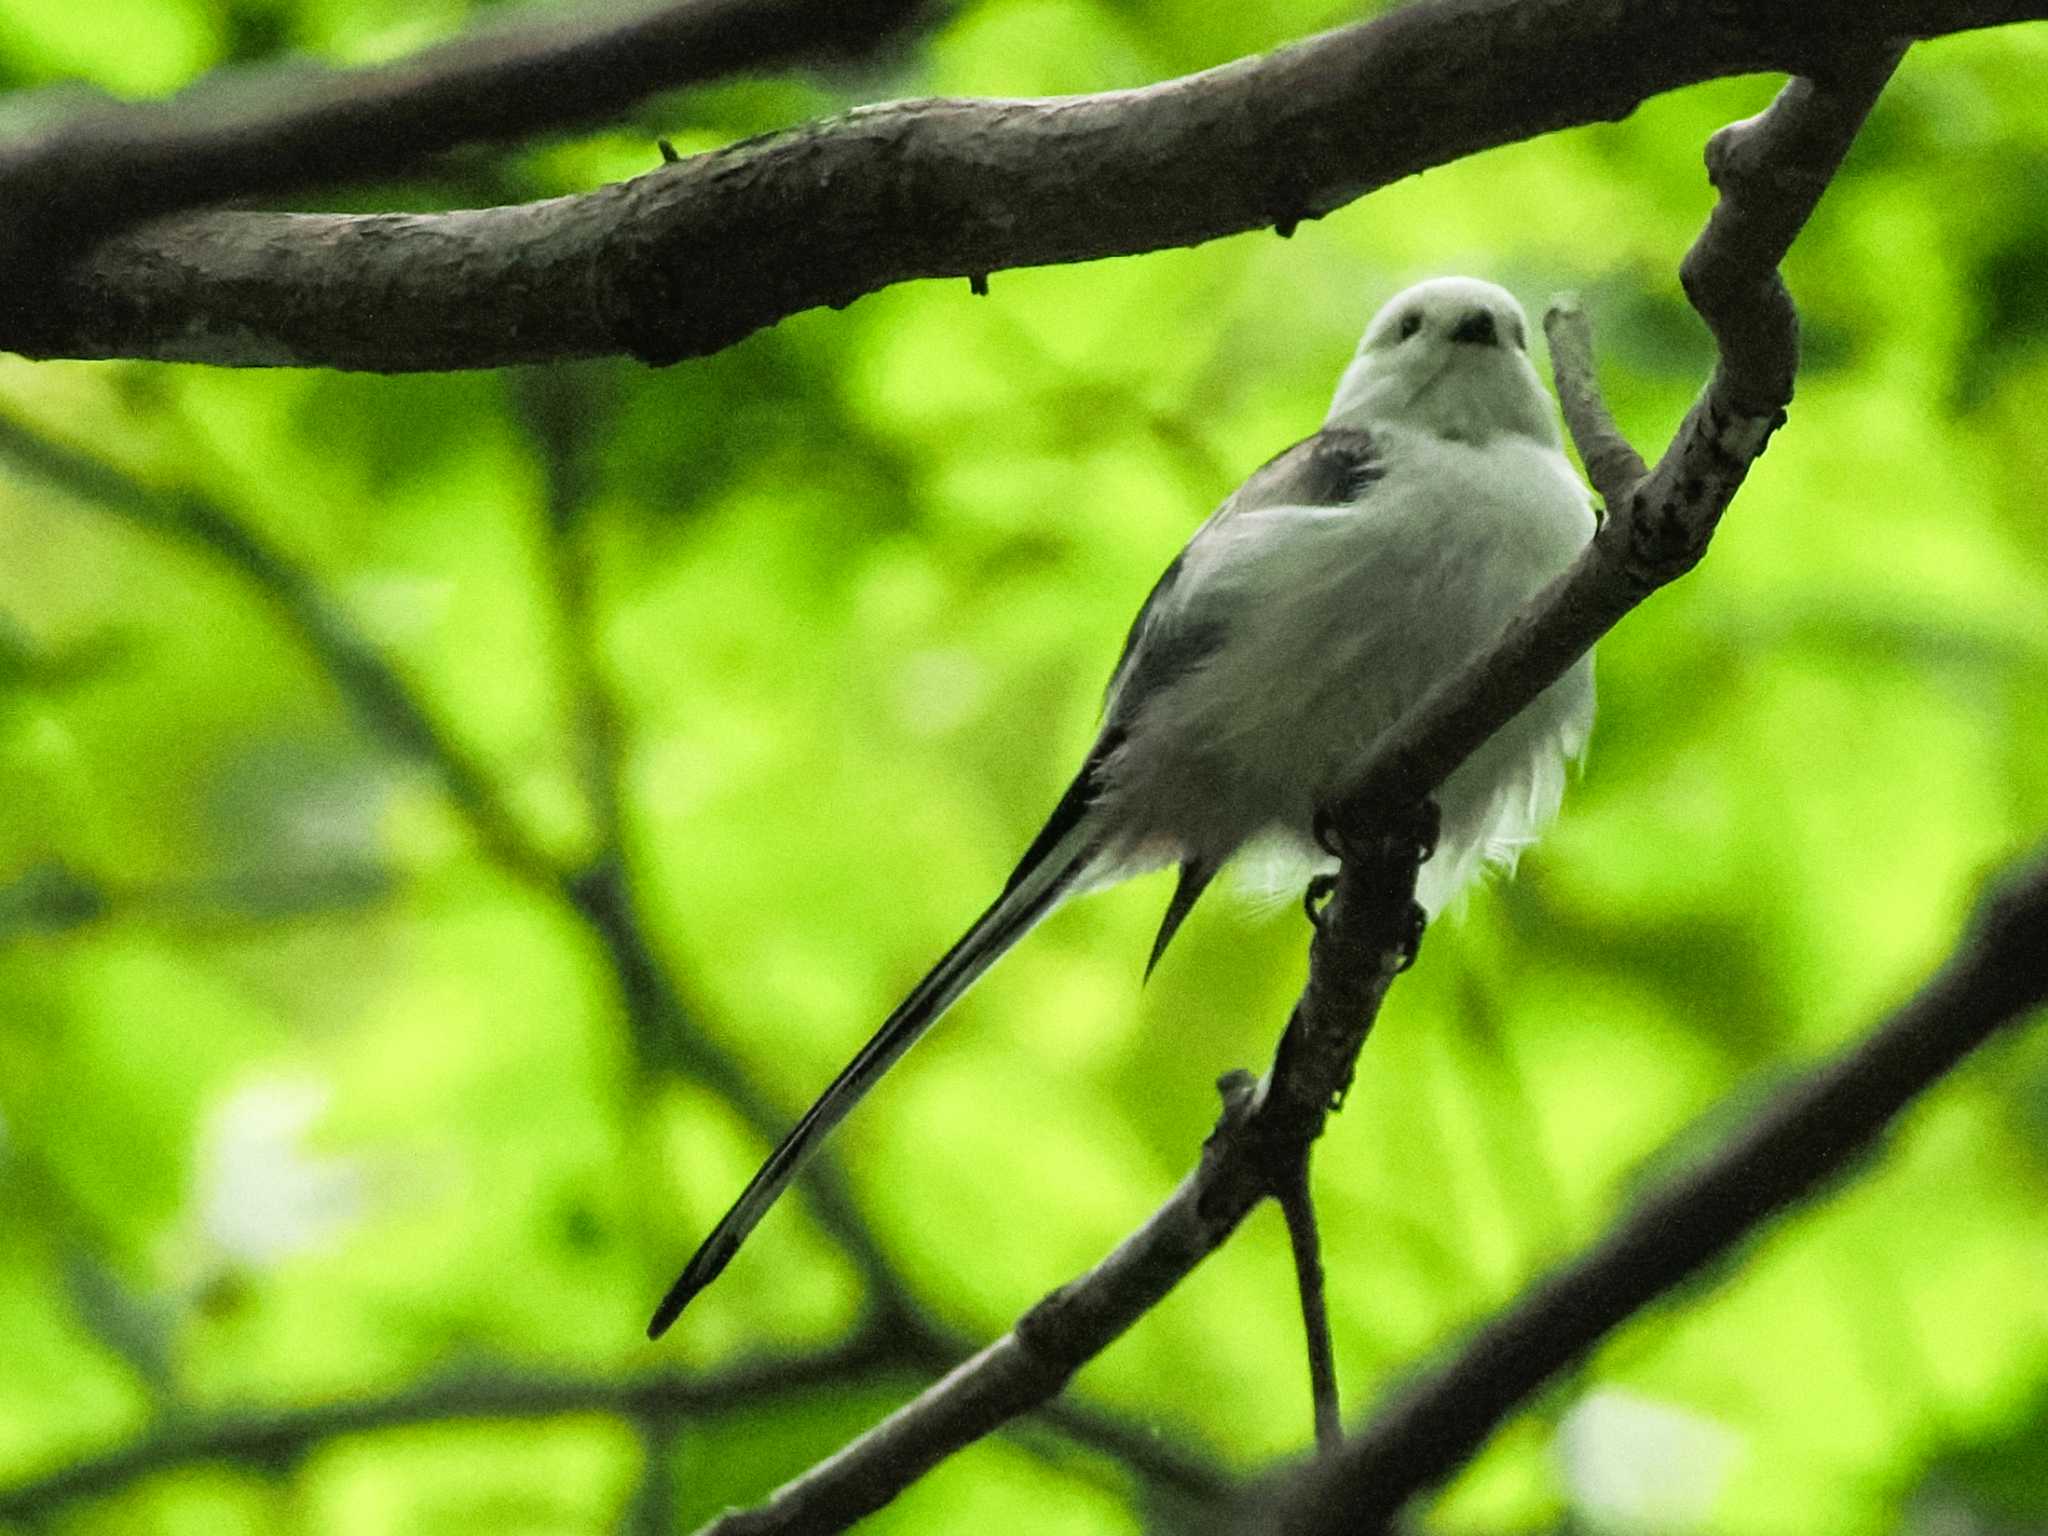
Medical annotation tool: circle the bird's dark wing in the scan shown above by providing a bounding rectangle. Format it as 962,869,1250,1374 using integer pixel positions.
1232,425,1384,511
1103,426,1380,713
1104,426,1382,975
1145,855,1220,979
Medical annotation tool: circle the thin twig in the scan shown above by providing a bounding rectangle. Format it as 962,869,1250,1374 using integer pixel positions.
1257,841,2048,1532
8,2,2037,368
514,365,628,864
1540,296,1645,512
1275,1157,1341,1454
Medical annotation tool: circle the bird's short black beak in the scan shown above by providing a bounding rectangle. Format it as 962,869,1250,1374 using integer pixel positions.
1448,309,1498,347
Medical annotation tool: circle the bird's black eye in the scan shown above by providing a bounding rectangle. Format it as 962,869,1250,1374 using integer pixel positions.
1397,313,1423,341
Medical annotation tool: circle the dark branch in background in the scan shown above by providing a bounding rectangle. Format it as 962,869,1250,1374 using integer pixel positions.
624,1413,684,1536
1261,842,2048,1533
5,0,2042,370
515,367,630,880
506,364,936,1330
0,0,933,287
0,404,921,1319
0,1289,1233,1523
0,409,550,886
0,400,1224,1505
0,1333,898,1520
693,819,1434,1536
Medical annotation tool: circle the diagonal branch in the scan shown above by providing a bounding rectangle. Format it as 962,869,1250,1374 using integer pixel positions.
670,42,1915,1535
6,0,2038,370
1259,841,2048,1532
0,0,933,289
0,406,552,888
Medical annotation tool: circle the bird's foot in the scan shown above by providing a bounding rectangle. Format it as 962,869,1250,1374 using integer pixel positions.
1311,798,1440,868
1393,900,1428,974
1302,872,1338,929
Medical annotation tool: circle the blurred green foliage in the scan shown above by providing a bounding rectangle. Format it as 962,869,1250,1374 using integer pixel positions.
2,2,2047,1533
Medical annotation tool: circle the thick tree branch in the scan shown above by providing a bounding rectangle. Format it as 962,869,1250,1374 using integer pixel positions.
691,821,1433,1536
1259,842,2048,1532
5,0,2037,370
0,0,932,288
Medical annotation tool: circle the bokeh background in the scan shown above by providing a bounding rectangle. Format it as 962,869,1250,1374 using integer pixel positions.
3,2,2047,1531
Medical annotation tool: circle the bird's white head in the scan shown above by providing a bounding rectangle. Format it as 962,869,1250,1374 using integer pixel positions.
1325,277,1559,449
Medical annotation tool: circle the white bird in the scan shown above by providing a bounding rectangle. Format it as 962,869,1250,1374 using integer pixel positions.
648,276,1597,1337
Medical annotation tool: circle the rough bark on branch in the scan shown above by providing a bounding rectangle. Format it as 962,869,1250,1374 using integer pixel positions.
7,0,2044,370
1258,842,2048,1532
0,0,931,287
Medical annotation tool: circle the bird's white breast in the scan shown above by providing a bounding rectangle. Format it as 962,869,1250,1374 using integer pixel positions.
1101,425,1595,912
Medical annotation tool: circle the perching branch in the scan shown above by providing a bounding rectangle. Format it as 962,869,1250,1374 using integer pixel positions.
0,0,933,290
679,43,1919,1534
1258,841,2048,1532
691,814,1435,1536
7,0,2042,370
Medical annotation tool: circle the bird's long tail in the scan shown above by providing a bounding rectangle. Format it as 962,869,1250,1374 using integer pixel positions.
646,788,1105,1338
